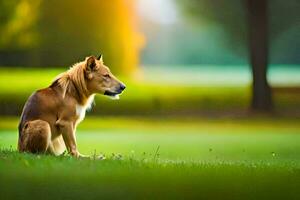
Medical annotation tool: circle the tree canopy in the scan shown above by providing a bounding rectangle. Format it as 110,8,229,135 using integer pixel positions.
0,0,144,75
176,0,300,59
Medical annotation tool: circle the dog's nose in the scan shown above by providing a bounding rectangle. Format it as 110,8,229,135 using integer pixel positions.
120,83,126,91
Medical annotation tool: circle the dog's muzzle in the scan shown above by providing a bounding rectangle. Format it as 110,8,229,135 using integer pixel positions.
104,90,119,97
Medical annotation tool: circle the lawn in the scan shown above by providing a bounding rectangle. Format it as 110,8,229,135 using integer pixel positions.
0,67,251,116
1,66,300,116
0,117,300,199
0,66,299,199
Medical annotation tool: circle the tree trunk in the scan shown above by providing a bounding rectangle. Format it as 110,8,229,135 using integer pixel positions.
246,0,273,111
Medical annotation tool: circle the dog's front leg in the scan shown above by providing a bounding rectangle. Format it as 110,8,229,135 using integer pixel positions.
56,120,80,157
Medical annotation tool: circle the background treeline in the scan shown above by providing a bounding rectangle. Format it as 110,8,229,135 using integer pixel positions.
0,0,144,75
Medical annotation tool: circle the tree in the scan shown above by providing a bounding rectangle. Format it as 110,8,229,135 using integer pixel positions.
0,0,40,49
246,0,272,111
0,0,144,75
37,0,144,75
176,0,299,111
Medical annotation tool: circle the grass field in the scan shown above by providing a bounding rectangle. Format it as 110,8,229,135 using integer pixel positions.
1,117,300,199
0,67,250,116
0,66,299,199
0,67,299,116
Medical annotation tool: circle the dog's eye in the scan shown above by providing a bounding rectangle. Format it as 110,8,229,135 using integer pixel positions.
103,74,110,78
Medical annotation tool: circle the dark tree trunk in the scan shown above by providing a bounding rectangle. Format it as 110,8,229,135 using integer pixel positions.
246,0,273,111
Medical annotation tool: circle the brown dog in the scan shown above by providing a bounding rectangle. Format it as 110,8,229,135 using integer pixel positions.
18,55,125,157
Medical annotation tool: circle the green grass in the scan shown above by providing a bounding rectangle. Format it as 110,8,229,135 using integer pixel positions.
1,117,300,199
0,67,248,100
1,67,299,116
0,66,299,198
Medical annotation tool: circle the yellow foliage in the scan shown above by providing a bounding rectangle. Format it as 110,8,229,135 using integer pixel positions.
38,0,144,75
0,0,144,75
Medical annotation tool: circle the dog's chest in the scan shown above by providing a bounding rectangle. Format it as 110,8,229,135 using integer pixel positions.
75,95,95,124
76,104,86,123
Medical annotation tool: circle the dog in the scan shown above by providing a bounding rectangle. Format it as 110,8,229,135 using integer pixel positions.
18,55,125,157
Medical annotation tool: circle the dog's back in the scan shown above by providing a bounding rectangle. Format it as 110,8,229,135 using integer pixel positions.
18,87,61,152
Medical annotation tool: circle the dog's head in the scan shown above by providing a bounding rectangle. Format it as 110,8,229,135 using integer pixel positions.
84,55,126,99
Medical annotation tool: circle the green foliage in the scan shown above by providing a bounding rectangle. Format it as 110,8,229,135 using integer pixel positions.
0,0,143,73
176,0,247,53
36,0,142,73
0,0,40,49
176,0,300,55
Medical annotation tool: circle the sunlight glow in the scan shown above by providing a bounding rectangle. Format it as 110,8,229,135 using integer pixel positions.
136,0,178,24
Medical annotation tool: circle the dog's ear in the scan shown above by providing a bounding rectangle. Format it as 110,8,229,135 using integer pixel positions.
85,56,97,80
86,56,97,71
97,54,103,62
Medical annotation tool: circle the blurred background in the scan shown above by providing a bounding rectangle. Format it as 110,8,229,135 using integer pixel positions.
1,2,300,198
0,0,299,117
